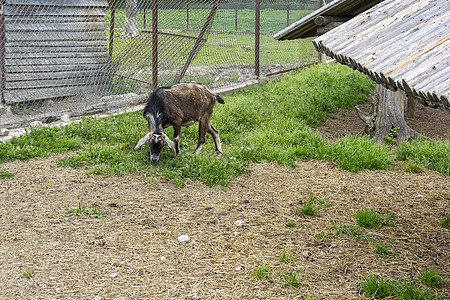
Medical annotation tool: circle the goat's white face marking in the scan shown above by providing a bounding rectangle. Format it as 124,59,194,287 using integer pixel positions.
148,133,165,163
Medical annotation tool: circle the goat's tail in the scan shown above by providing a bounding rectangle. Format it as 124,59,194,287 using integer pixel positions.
216,95,225,104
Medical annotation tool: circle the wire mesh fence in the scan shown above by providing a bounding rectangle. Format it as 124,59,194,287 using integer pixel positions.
0,0,319,129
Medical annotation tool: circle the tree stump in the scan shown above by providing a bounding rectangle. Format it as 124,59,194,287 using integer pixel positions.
355,84,420,144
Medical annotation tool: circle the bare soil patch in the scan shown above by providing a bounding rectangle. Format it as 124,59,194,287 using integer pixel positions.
317,102,450,141
1,105,449,299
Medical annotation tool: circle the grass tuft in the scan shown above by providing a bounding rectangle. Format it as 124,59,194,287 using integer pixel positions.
440,214,450,228
372,240,396,256
281,270,304,288
252,265,271,280
359,274,442,299
22,269,33,279
0,169,14,179
418,268,444,288
300,195,321,216
65,202,106,218
279,249,295,264
396,138,450,175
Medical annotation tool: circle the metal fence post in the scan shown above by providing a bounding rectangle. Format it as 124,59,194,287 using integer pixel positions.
152,0,158,89
287,3,290,27
255,0,260,78
108,0,115,59
235,4,238,31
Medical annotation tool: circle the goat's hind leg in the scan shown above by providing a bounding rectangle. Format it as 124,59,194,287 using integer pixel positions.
208,123,223,155
194,120,209,154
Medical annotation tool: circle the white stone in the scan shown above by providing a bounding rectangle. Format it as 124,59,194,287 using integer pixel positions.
235,265,243,271
160,256,166,261
60,114,70,122
234,220,247,227
178,235,190,243
30,121,43,127
385,189,394,195
109,273,117,278
0,128,9,136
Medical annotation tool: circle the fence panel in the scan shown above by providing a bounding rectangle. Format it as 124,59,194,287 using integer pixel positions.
0,0,319,128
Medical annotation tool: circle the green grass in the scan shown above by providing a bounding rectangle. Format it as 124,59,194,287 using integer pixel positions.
372,240,396,256
300,195,321,216
105,8,313,34
359,274,443,299
440,214,450,228
252,265,271,280
0,169,14,179
22,269,33,279
65,202,106,218
396,138,450,175
0,63,448,187
355,208,395,228
285,220,297,228
418,268,445,288
281,270,304,288
279,249,295,264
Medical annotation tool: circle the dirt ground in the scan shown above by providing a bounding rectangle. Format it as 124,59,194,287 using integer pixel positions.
0,103,449,299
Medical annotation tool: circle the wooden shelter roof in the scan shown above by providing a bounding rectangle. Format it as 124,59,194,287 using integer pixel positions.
273,0,382,40
275,0,450,111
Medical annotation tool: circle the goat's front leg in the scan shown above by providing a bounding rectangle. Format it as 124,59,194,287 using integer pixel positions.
172,124,182,154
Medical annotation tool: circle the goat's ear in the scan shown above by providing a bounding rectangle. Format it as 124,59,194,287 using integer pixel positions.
163,133,176,154
134,132,151,151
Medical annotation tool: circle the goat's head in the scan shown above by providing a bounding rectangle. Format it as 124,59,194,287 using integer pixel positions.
134,131,176,163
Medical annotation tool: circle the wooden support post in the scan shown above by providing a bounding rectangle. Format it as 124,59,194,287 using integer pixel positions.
355,84,420,144
152,0,158,89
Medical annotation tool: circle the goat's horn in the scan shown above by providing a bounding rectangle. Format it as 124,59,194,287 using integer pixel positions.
134,133,151,151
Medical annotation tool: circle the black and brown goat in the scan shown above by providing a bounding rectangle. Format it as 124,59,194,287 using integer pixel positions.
134,83,224,163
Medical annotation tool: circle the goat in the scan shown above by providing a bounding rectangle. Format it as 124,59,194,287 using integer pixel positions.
134,82,224,163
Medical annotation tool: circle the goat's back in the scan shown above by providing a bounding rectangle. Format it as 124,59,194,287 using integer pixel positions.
145,83,220,128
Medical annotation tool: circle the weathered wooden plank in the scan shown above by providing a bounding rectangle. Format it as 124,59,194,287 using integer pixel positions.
4,56,110,66
5,31,107,42
4,6,106,17
5,70,108,82
5,0,108,7
5,40,107,48
5,22,106,32
5,51,109,59
4,84,109,104
5,45,107,55
4,75,110,89
4,16,105,23
5,63,108,73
